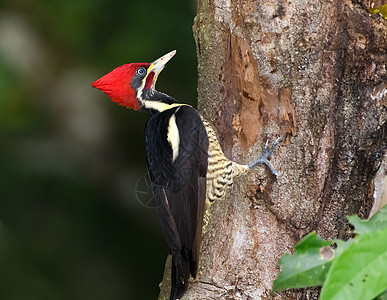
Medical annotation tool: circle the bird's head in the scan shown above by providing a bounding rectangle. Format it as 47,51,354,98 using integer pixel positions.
92,50,176,111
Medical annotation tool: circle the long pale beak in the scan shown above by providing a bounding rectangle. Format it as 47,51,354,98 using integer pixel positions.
147,50,176,88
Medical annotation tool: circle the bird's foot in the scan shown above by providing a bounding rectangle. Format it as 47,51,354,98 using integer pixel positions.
248,137,284,176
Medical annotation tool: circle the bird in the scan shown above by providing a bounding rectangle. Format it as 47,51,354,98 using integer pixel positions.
92,50,282,300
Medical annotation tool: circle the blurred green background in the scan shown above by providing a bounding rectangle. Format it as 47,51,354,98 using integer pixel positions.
0,1,198,299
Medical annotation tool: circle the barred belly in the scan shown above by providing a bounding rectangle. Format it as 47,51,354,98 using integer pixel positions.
200,117,248,232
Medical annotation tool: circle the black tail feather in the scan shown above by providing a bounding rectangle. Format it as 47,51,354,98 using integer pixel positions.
170,255,190,300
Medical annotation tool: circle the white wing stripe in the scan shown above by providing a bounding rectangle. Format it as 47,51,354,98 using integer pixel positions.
167,114,180,162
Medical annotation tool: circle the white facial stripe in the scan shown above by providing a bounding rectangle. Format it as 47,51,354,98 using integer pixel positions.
136,78,146,103
143,101,185,112
167,114,180,163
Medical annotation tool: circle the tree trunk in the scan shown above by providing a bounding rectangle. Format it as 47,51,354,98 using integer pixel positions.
160,1,387,299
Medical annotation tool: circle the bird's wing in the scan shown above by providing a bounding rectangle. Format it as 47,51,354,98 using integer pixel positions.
145,105,208,285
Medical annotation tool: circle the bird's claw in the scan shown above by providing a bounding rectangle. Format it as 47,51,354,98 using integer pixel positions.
248,136,284,176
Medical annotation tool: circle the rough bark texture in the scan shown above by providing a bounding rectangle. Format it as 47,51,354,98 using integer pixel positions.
160,1,387,299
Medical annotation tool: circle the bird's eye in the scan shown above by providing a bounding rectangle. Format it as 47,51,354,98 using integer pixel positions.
137,67,146,76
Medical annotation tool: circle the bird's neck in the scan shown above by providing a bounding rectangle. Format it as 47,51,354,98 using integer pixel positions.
140,89,181,113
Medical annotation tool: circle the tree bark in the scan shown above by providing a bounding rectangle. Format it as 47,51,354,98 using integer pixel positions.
160,1,387,299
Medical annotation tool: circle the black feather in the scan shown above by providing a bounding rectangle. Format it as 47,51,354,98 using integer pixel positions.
145,106,208,299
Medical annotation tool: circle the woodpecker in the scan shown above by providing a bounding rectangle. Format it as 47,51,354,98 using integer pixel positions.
92,50,282,300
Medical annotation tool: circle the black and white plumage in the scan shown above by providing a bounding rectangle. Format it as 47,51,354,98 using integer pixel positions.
145,105,208,298
92,50,282,300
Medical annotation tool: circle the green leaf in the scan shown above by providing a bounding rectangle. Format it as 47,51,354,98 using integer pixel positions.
376,289,387,300
334,238,355,255
320,228,387,300
347,205,387,235
370,4,387,20
273,232,333,291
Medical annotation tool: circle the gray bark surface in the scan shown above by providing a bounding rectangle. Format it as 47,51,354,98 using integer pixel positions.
160,1,387,299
